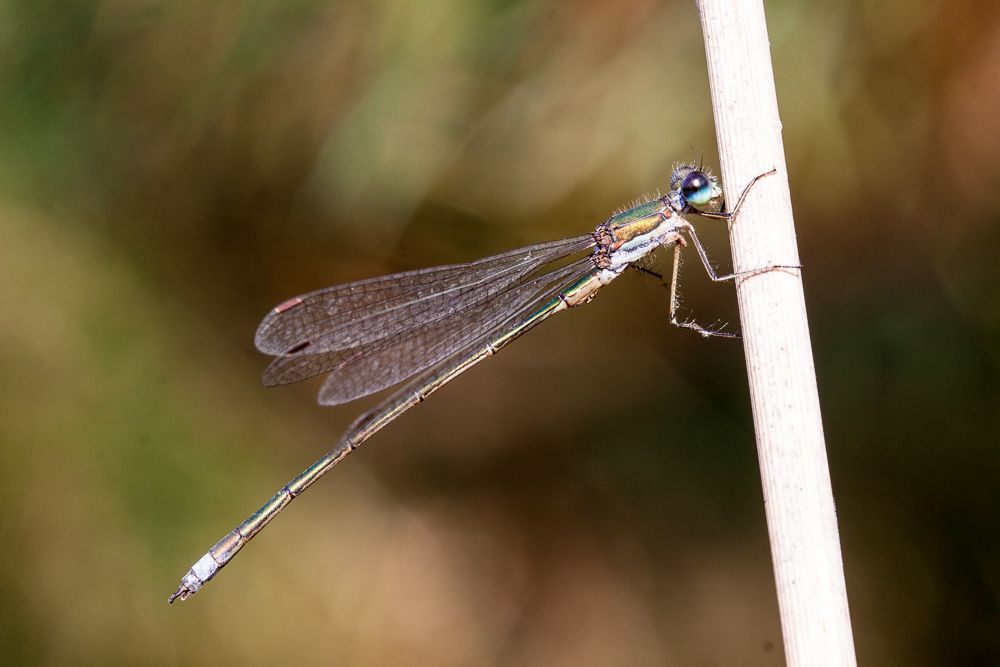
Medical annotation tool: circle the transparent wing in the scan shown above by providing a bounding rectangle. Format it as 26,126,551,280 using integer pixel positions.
255,235,594,356
262,252,590,398
368,260,599,410
315,259,591,404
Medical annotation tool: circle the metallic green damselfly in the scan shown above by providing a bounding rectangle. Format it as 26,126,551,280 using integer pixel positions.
169,163,776,603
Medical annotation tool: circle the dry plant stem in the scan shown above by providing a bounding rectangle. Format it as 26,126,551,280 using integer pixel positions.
695,1,857,665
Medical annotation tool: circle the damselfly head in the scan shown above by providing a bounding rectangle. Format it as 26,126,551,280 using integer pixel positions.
670,162,723,209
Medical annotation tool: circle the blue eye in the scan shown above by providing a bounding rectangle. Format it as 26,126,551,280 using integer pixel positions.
680,171,714,206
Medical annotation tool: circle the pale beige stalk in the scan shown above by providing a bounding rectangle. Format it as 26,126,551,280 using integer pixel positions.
695,1,857,664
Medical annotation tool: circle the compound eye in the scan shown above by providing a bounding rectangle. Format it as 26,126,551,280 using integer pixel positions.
680,171,714,206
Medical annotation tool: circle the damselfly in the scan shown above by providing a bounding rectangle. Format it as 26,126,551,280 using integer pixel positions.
169,163,777,603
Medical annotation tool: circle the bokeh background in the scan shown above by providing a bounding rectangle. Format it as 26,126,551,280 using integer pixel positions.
1,0,998,664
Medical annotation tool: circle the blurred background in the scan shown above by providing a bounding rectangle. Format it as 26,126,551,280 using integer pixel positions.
1,0,997,664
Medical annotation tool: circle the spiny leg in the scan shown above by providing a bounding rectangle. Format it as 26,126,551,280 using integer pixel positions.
668,168,799,337
633,263,727,335
632,261,727,336
695,168,778,222
691,167,802,277
632,263,730,336
668,238,739,339
677,221,800,283
667,224,800,338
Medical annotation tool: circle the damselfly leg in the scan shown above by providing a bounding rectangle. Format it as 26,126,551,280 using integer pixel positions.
666,168,800,338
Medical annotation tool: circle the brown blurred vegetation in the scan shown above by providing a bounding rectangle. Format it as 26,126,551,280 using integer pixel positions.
1,0,998,664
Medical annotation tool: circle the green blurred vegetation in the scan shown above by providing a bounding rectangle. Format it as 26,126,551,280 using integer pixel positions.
1,0,998,664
